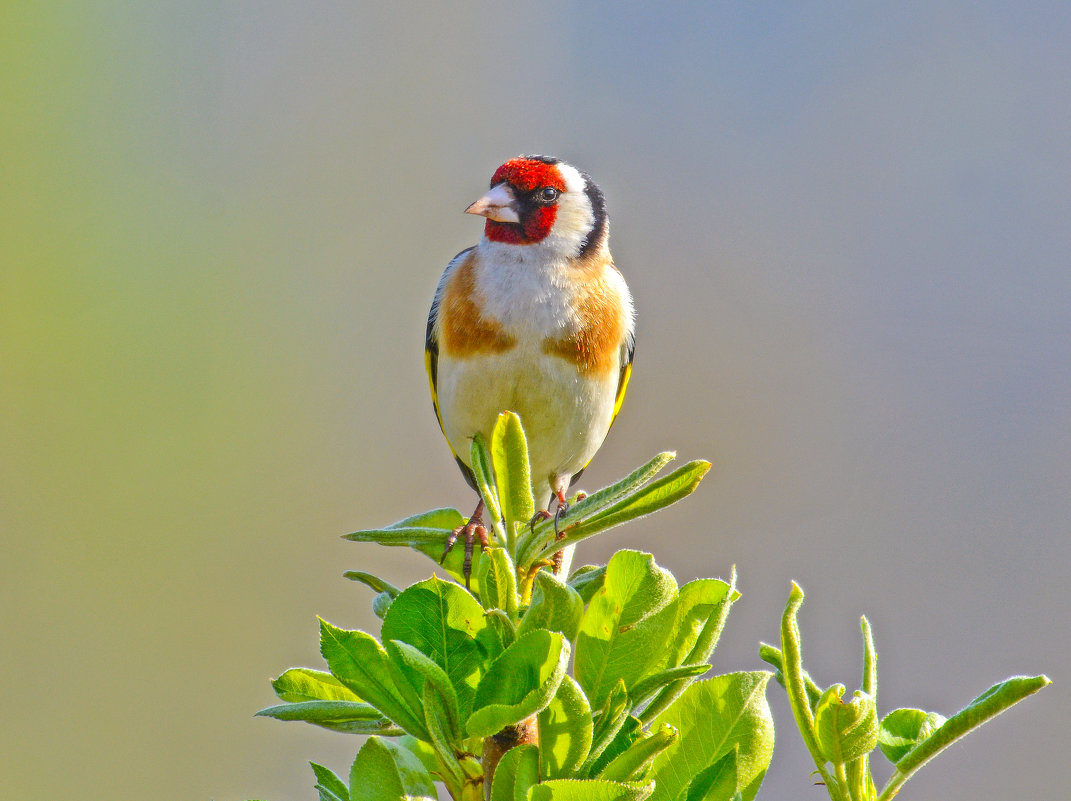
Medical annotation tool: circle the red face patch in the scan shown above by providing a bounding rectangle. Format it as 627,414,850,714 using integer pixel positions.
490,158,566,193
485,158,565,244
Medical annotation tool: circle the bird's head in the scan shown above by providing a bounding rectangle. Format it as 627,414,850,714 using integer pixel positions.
466,155,608,259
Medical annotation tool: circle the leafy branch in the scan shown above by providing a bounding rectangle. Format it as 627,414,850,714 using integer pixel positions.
260,412,770,801
255,411,1050,801
760,583,1050,801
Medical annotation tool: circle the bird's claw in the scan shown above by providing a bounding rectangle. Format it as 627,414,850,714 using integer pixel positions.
441,501,488,589
528,509,552,534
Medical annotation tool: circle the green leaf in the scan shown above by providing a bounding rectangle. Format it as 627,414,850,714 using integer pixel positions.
256,700,403,735
566,452,678,518
343,508,493,590
385,508,467,530
583,680,630,775
518,570,585,642
489,743,539,801
528,778,655,801
381,576,499,721
813,685,879,764
310,761,349,801
343,526,453,547
600,723,678,782
517,452,678,565
647,673,775,801
397,735,440,778
860,616,877,702
876,708,946,764
372,592,394,619
527,461,710,565
491,411,535,550
639,573,738,724
568,565,607,604
574,550,678,710
628,664,709,708
587,716,642,779
271,668,363,703
756,642,821,710
656,578,734,670
470,431,504,533
539,674,594,779
479,546,519,620
385,640,463,745
342,523,467,585
467,629,570,738
343,570,403,598
318,620,427,739
420,682,467,795
683,749,738,801
878,675,1050,799
847,755,877,801
485,607,517,649
349,736,436,801
777,583,827,781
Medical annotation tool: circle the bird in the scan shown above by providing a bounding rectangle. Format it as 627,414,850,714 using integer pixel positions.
425,155,635,583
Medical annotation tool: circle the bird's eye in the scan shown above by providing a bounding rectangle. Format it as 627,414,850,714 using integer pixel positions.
537,187,560,204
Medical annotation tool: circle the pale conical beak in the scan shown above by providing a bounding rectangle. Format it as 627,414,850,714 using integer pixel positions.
465,183,520,224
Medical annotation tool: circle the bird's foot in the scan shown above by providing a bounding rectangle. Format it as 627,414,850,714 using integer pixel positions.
549,490,585,574
527,508,552,534
441,499,488,589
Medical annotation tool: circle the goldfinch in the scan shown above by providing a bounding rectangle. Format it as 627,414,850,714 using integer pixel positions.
425,155,635,579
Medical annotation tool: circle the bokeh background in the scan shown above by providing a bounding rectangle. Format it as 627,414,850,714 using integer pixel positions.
3,2,1068,799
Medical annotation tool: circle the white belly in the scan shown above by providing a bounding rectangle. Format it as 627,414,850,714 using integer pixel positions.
436,345,618,503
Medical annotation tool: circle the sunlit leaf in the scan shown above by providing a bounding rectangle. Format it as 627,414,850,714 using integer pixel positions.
381,576,499,721
629,664,709,708
568,565,607,604
516,452,677,564
877,708,946,764
813,685,878,764
318,619,427,740
467,629,570,738
479,545,519,620
682,749,738,801
589,715,643,779
271,668,362,703
343,570,402,598
528,778,654,801
385,640,463,745
657,578,734,670
539,674,593,779
519,570,584,642
470,432,503,532
880,675,1050,797
421,682,467,792
310,761,348,801
575,550,678,709
256,700,403,735
529,462,710,565
489,743,539,801
491,411,535,550
757,642,821,710
583,680,630,776
349,736,436,801
647,674,774,801
600,723,678,782
385,508,467,531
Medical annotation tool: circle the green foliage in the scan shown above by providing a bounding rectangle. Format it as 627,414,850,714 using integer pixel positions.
258,411,1048,801
759,582,1051,801
261,412,770,800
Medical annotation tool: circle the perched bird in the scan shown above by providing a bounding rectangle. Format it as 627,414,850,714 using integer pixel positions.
425,155,635,580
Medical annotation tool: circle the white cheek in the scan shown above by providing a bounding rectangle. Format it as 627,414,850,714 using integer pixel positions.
547,164,595,256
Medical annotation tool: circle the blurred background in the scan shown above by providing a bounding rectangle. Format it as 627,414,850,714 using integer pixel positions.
3,2,1068,799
